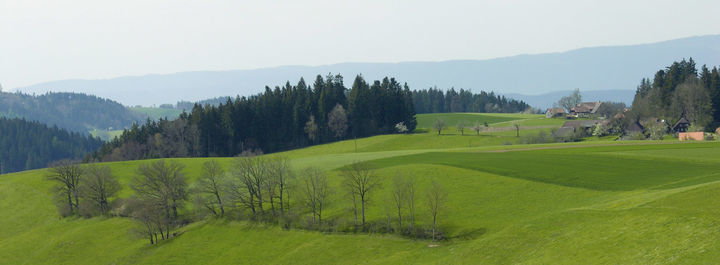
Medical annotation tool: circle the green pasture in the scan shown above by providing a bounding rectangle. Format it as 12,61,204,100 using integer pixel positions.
89,129,125,141
130,107,184,120
414,113,539,129
3,114,720,264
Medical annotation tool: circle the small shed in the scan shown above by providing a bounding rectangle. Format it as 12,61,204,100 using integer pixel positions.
679,132,704,141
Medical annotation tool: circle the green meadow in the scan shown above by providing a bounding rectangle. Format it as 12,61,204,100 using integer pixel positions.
130,107,184,120
2,113,720,264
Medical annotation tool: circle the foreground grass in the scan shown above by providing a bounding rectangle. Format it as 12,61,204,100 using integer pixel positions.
3,115,720,264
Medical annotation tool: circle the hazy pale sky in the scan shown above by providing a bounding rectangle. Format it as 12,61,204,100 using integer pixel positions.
2,0,719,89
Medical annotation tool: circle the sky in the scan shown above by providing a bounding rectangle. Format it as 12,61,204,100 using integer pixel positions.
1,0,719,89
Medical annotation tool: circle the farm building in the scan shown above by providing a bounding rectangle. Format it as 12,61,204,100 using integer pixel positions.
545,108,566,118
569,102,602,118
625,122,644,135
554,120,606,138
671,117,690,133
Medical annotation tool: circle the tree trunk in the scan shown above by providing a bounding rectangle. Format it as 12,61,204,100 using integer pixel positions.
215,192,225,217
67,192,74,214
73,190,80,213
396,207,403,231
361,195,366,227
172,200,179,219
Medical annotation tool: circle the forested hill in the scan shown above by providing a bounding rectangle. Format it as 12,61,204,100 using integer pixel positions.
92,74,530,162
0,117,103,173
0,92,142,132
93,75,417,161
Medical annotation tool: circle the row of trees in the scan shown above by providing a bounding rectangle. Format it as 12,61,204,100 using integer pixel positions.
432,119,490,136
631,59,720,130
92,74,417,161
48,158,449,244
0,118,103,173
412,88,530,114
192,157,448,240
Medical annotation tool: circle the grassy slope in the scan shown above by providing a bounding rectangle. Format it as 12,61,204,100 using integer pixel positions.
3,113,720,264
415,113,537,129
89,128,125,141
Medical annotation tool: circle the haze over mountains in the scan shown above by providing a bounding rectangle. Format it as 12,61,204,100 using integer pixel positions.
16,35,720,107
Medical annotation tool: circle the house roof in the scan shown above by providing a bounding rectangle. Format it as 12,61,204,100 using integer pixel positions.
672,117,690,129
546,108,565,113
554,127,575,137
571,102,602,114
626,122,643,133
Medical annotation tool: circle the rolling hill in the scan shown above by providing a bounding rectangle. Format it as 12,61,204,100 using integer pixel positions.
15,35,720,106
3,114,720,264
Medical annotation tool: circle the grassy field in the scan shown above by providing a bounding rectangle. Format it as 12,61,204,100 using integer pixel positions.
2,113,720,264
90,128,125,141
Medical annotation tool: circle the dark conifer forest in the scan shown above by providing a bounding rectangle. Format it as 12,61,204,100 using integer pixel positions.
412,88,529,114
92,74,530,161
0,117,103,173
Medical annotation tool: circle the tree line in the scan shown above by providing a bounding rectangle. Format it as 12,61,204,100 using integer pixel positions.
0,118,103,173
412,88,530,114
48,158,449,245
630,58,720,130
91,74,419,161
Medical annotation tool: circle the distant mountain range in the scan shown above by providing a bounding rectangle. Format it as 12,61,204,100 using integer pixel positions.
16,35,720,107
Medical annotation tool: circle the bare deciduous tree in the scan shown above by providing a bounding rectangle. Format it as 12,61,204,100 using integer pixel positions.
300,168,330,225
268,157,293,214
390,175,416,232
433,119,446,135
229,155,268,216
80,164,121,216
456,121,467,135
327,104,348,139
471,122,484,136
47,160,83,215
193,160,226,216
342,163,381,228
132,160,188,221
558,88,582,111
126,197,168,245
426,180,447,241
